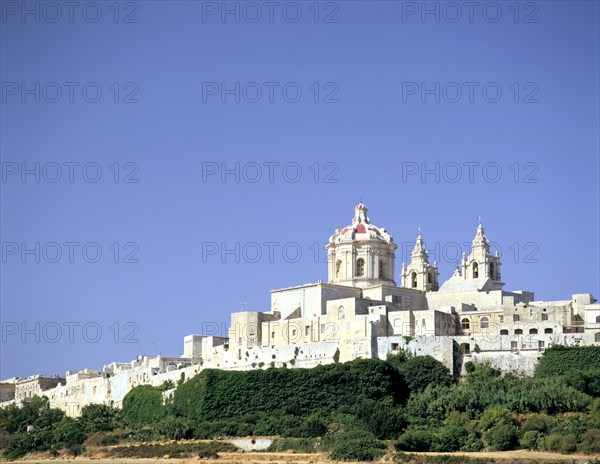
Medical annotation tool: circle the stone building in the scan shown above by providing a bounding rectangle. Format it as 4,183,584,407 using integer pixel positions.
1,202,598,415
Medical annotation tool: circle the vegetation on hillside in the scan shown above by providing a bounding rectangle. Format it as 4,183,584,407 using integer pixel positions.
1,346,599,461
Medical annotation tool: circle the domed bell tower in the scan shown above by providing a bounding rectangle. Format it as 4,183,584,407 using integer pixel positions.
326,203,397,289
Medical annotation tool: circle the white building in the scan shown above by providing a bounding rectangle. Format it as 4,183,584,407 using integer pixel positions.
2,202,599,415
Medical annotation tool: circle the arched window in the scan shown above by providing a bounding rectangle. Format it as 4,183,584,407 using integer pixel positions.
411,272,417,288
489,262,495,278
461,318,470,331
529,328,538,334
596,316,600,323
473,262,479,278
515,329,523,335
335,260,342,279
500,329,509,335
427,271,433,284
544,328,553,334
338,306,345,320
394,318,402,328
379,260,385,279
595,332,600,343
356,258,365,277
480,316,489,329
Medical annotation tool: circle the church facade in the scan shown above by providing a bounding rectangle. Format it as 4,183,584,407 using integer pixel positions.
2,203,599,416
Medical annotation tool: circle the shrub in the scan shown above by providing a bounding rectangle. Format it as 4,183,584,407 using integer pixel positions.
122,385,166,426
298,416,328,438
432,425,468,452
558,434,577,454
484,423,518,451
392,355,453,393
267,437,318,453
157,416,193,440
578,429,600,454
329,437,385,461
520,430,540,450
198,449,219,459
68,443,85,456
396,428,435,452
79,404,117,432
521,413,555,434
173,359,407,422
535,346,600,378
540,433,562,452
478,407,513,432
355,399,406,439
52,417,86,448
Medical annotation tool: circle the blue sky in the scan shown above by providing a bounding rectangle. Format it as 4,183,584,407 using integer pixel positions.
1,0,599,379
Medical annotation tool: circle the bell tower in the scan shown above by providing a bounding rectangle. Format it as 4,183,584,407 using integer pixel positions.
401,234,439,291
461,221,503,288
326,203,397,288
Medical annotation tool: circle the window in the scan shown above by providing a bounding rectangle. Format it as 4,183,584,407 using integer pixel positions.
515,329,523,335
427,271,433,284
411,272,417,288
513,314,520,322
596,316,600,323
529,328,538,335
271,331,275,339
461,318,470,331
394,318,402,328
544,328,553,334
490,262,495,278
538,341,545,351
461,343,470,354
379,260,385,279
305,326,310,336
248,336,255,347
595,332,600,343
500,329,509,335
511,341,518,350
402,296,412,310
238,337,243,345
391,343,399,351
480,316,489,329
473,262,479,278
542,313,548,321
291,329,296,337
320,323,326,334
356,258,365,277
338,306,345,320
335,260,342,279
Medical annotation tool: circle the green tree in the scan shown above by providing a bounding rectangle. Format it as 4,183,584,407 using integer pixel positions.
484,423,519,451
79,404,117,432
122,385,167,426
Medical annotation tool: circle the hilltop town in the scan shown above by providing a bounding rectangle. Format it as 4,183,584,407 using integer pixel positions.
2,203,599,416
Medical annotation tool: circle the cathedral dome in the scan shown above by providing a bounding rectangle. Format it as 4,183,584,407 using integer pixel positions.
328,203,394,244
